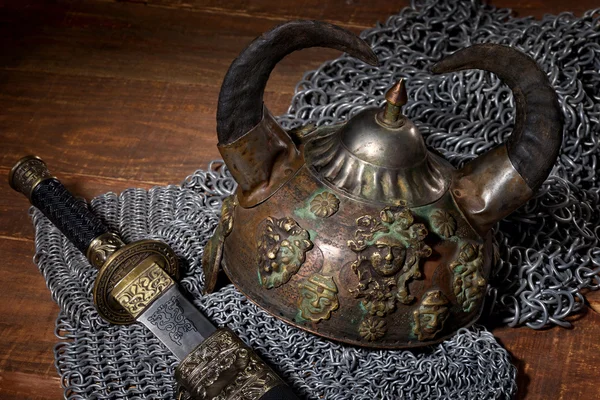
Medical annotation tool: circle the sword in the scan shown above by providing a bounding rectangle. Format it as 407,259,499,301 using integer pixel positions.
9,155,299,400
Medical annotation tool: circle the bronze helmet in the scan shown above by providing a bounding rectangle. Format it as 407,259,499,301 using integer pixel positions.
203,20,562,348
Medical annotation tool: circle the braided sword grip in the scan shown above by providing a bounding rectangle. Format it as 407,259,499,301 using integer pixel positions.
9,156,109,254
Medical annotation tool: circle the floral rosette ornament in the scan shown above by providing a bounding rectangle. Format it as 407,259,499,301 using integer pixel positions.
309,191,340,218
200,18,563,349
358,317,387,342
430,210,456,238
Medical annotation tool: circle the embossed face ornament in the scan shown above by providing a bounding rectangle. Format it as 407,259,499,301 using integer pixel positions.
413,290,450,341
298,274,339,322
348,206,432,317
369,235,406,277
202,20,563,348
452,243,487,312
257,217,313,289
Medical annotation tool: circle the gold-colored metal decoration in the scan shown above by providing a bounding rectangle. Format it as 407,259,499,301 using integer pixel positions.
412,289,450,341
358,316,387,342
86,232,126,269
220,196,237,237
257,217,313,289
202,226,224,295
93,239,179,324
348,206,432,316
430,210,456,239
175,328,283,400
212,22,563,348
112,258,175,318
8,155,55,200
309,191,340,218
202,196,238,294
297,274,339,322
378,79,408,127
450,243,486,312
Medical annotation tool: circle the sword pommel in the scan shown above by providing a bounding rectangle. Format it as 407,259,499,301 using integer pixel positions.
9,155,54,200
10,155,109,254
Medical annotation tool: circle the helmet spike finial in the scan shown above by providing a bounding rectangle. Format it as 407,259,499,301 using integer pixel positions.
380,79,408,125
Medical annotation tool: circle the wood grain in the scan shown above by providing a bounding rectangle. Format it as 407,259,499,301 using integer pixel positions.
494,309,600,400
586,290,600,314
115,0,597,22
1,0,599,399
0,239,60,399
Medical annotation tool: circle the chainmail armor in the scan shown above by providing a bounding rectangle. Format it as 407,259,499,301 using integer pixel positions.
32,0,599,398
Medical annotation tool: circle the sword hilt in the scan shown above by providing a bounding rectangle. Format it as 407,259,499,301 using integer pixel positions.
9,155,110,256
9,156,179,325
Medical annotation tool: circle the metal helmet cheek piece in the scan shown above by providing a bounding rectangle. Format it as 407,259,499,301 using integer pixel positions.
203,20,563,348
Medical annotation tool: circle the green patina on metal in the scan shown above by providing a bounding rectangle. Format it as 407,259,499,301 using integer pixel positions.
257,217,313,289
430,209,457,238
411,289,450,341
449,242,486,312
348,206,432,311
294,188,340,221
295,273,339,323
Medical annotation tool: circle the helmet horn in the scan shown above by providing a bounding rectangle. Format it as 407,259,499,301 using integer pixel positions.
432,44,563,233
216,20,378,208
217,20,378,145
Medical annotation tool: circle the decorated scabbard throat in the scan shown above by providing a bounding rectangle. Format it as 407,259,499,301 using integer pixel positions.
175,328,285,400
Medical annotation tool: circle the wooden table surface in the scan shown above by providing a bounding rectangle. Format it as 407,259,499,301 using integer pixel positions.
1,0,599,399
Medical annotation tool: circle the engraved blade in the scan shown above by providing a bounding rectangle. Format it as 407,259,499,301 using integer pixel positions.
136,285,217,360
111,257,217,360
